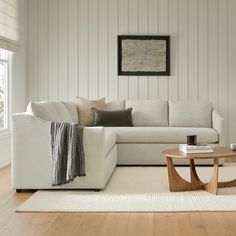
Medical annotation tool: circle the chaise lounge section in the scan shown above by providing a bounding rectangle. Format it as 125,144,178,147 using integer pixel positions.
12,104,117,190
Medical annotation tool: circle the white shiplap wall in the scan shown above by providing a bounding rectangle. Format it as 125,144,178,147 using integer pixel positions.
27,0,236,144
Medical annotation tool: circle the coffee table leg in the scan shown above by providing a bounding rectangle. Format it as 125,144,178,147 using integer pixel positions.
166,156,178,192
204,158,219,195
166,157,203,192
166,156,221,194
190,159,204,185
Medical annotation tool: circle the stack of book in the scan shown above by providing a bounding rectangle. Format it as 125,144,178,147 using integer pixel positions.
179,144,214,153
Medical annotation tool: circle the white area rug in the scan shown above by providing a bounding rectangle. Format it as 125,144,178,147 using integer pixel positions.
16,165,236,212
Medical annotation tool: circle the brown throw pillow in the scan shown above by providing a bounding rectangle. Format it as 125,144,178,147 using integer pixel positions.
92,107,134,127
75,97,106,126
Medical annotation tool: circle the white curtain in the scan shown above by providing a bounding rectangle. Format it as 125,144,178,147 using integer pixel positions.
0,0,19,51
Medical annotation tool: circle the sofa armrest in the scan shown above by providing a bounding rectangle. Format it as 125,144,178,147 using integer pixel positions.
12,113,106,156
11,113,107,188
212,109,225,145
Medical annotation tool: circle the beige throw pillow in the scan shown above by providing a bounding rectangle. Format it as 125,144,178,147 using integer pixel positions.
75,97,106,126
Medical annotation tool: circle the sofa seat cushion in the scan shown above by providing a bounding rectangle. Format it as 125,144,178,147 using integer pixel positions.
105,127,218,144
104,129,117,155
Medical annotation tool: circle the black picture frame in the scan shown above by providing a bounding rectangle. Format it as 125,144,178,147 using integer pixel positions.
118,35,170,76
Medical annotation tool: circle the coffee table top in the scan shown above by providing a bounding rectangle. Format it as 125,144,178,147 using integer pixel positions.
163,146,236,159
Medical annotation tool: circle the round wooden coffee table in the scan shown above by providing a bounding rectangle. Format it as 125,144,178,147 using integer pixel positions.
163,146,236,195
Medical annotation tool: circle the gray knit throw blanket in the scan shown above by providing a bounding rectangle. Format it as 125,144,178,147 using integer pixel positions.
50,122,86,186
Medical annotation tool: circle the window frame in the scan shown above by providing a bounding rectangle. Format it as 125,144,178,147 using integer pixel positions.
0,49,11,136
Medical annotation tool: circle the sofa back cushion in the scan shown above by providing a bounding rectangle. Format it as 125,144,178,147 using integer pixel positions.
27,101,78,123
105,100,125,111
125,100,168,126
169,101,212,127
62,102,79,123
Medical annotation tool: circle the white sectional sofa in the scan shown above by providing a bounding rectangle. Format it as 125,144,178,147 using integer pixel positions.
12,100,224,191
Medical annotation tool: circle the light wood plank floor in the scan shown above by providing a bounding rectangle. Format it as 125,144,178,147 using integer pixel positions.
1,165,236,236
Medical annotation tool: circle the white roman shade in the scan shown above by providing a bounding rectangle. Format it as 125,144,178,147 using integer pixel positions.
0,0,19,51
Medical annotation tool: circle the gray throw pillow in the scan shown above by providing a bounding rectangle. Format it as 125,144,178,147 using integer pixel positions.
92,107,134,127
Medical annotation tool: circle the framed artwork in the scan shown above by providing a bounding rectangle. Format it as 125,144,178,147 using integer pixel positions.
118,35,170,76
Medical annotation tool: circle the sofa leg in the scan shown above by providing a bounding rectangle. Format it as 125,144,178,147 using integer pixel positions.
16,189,22,193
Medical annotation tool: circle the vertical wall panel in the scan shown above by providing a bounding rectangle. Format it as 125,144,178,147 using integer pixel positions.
88,0,99,99
98,0,109,99
48,0,58,101
228,0,236,143
148,0,159,99
158,0,169,100
28,0,38,101
38,0,48,101
128,0,139,99
78,0,88,98
208,0,218,107
168,0,178,101
118,0,129,100
198,0,208,102
68,0,78,100
218,0,228,143
188,0,198,101
108,0,118,101
138,0,149,99
178,0,188,101
58,0,68,101
27,0,236,144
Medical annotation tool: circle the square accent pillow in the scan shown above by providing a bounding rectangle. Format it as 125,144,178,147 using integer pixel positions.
92,107,134,127
75,97,106,126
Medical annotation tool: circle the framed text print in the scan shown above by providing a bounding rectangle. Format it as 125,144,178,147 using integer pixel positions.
118,35,170,76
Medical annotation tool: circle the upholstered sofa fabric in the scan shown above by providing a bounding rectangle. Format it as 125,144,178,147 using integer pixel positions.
104,129,117,155
12,99,225,190
27,101,75,122
12,114,117,189
169,101,212,127
105,127,218,144
105,100,125,110
62,102,79,123
125,100,168,126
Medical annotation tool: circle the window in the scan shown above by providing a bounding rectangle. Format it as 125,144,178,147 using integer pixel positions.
0,49,9,130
